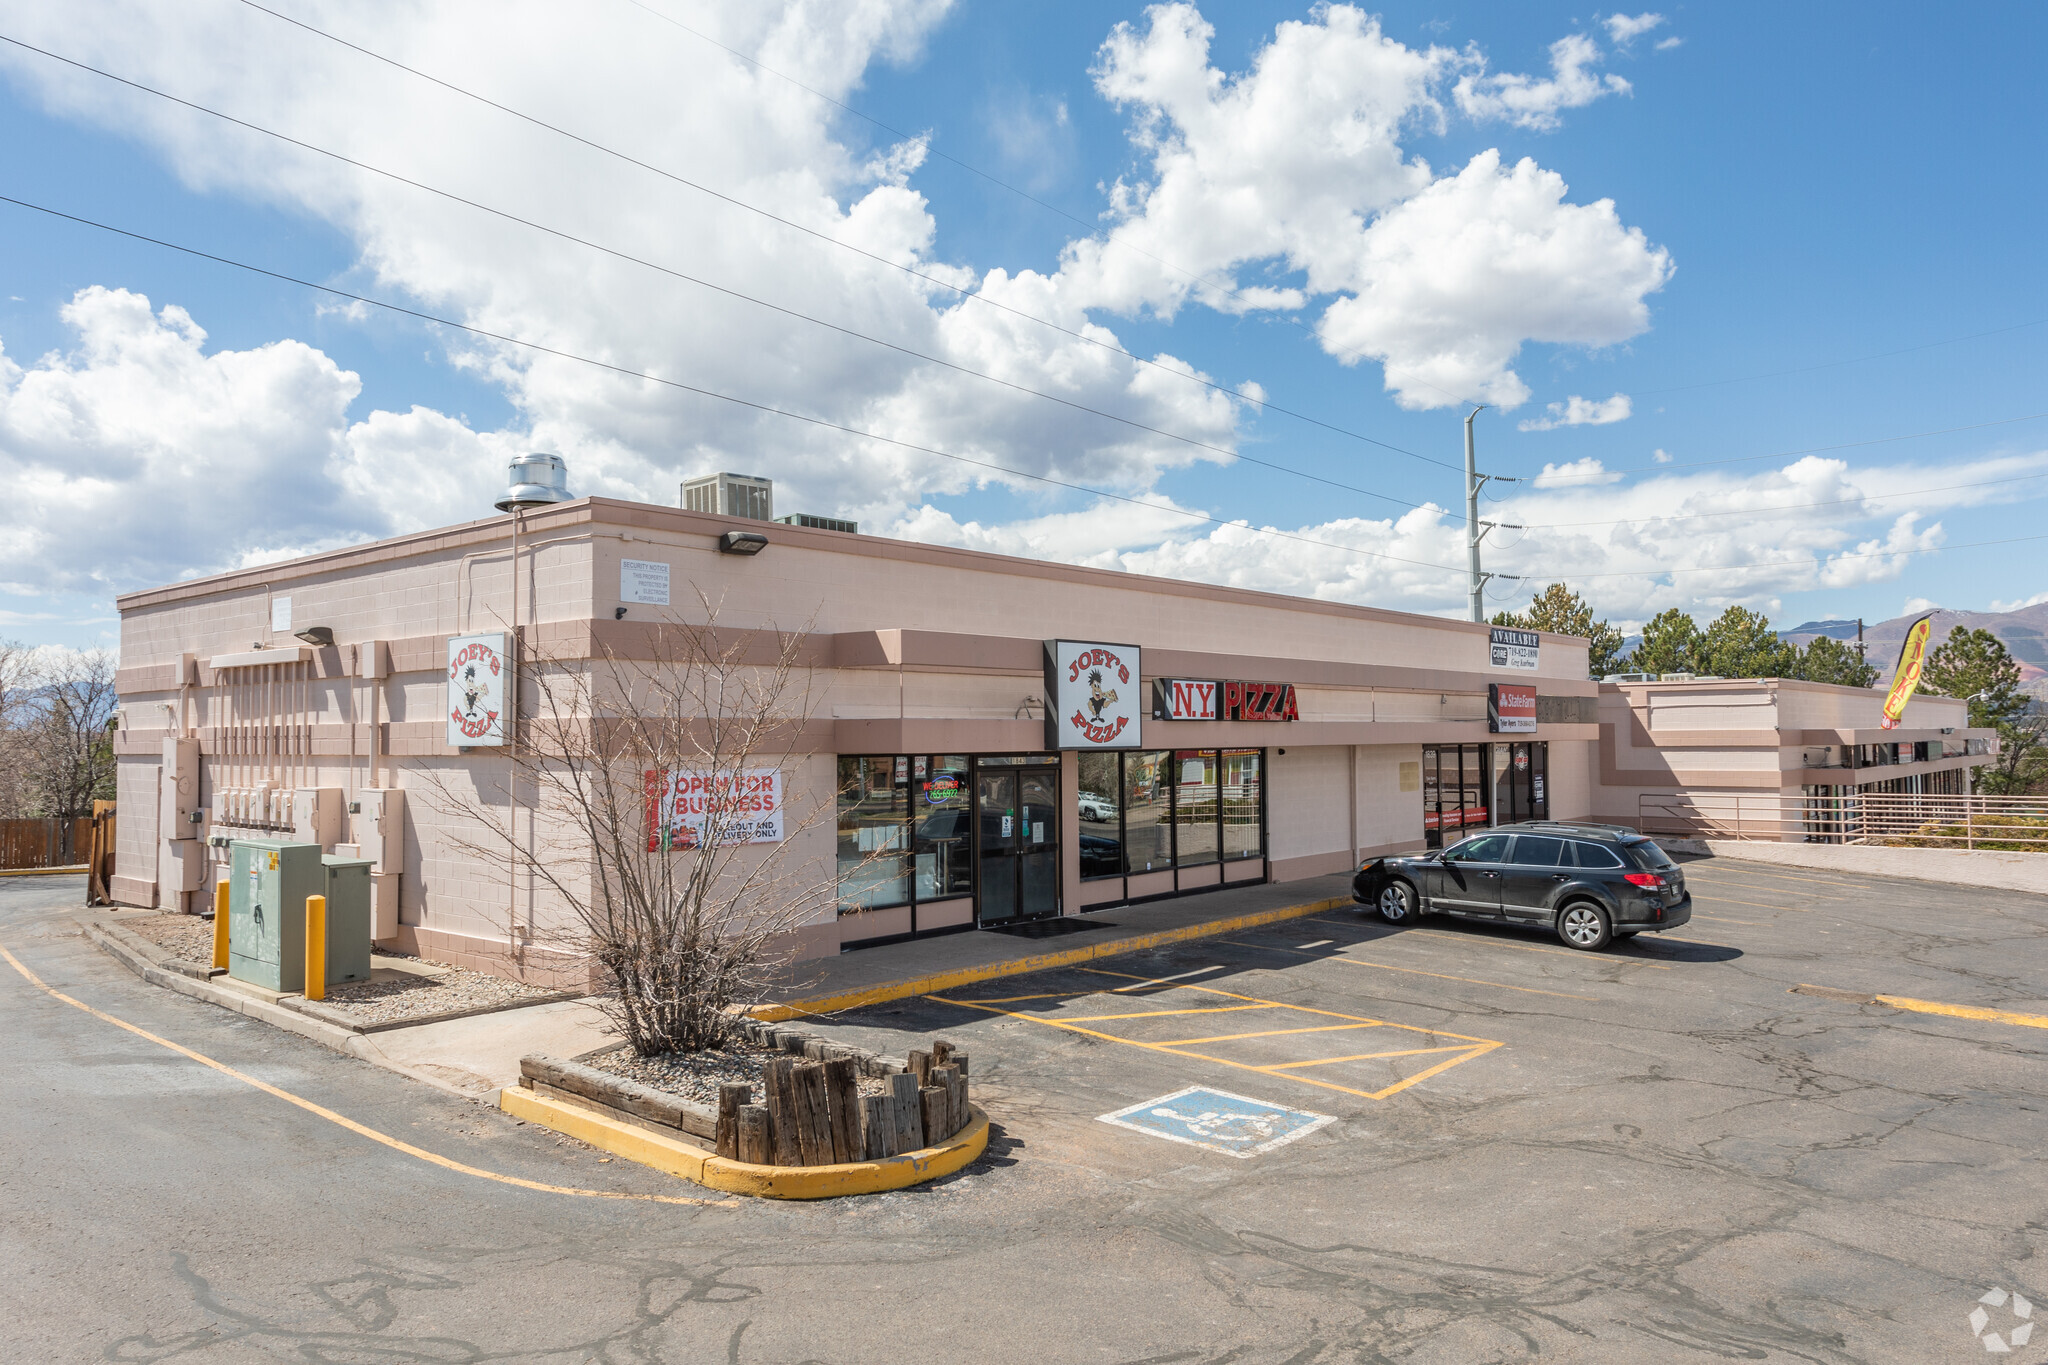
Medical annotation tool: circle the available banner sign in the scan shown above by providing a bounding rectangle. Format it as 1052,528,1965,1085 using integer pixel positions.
644,768,785,850
1880,613,1935,730
1488,682,1538,734
1490,626,1540,671
446,632,509,747
1045,640,1142,749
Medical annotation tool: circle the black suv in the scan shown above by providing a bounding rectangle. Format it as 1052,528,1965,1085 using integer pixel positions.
1354,822,1691,951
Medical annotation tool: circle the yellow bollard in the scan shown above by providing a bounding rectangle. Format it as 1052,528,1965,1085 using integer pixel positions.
305,893,327,1001
212,878,229,971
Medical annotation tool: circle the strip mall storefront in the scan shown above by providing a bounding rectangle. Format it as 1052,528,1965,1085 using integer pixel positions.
110,494,1603,975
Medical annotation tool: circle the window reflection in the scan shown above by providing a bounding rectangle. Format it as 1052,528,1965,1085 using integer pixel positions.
1077,752,1123,880
1173,749,1219,866
1221,748,1261,860
1122,750,1172,873
837,755,909,909
914,755,972,898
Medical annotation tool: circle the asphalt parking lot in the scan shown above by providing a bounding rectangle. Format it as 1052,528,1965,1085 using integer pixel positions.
812,856,2048,1363
6,858,2047,1364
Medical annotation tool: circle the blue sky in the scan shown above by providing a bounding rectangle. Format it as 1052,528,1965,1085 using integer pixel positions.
2,0,2045,653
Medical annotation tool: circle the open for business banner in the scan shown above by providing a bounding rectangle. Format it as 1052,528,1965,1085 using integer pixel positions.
644,768,784,850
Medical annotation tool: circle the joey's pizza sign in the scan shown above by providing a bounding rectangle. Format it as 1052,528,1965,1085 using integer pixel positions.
1045,640,1142,749
446,632,509,747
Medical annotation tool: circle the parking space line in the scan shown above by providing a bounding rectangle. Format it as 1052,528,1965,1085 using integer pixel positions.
1691,914,1758,925
1697,895,1812,913
1153,1022,1385,1046
1058,1003,1276,1022
1263,1045,1475,1070
1794,983,2048,1031
931,971,1504,1101
1304,918,1674,968
1214,938,1599,1000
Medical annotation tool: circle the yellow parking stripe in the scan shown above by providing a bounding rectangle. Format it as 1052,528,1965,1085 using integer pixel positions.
1263,1045,1475,1070
1304,919,1674,968
0,940,732,1207
1055,1004,1276,1022
1214,937,1600,1001
1153,1022,1385,1046
1696,895,1812,913
1875,994,2048,1030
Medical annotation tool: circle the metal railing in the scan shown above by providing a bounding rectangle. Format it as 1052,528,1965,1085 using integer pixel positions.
1638,791,2048,852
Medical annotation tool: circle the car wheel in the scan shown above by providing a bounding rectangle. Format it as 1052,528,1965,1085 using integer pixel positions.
1557,901,1612,951
1377,880,1417,924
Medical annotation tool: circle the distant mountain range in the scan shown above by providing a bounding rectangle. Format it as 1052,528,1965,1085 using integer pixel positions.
1779,603,2048,692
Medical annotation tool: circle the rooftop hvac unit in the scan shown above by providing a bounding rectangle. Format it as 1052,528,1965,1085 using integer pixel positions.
1659,672,1696,682
775,512,858,534
681,472,773,521
1602,672,1657,684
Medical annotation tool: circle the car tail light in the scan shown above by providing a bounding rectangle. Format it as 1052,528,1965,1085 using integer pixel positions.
1623,872,1662,888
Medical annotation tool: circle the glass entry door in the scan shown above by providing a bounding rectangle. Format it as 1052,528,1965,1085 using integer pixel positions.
974,764,1061,923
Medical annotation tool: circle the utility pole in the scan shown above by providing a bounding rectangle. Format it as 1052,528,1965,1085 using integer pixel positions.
1856,618,1865,663
1464,406,1520,623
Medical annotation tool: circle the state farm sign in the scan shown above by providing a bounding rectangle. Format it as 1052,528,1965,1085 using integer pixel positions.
1045,641,1142,749
1151,677,1299,722
1488,682,1537,734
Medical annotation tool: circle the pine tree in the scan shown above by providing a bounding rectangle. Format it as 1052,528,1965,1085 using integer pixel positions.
1922,626,2024,728
1492,583,1626,678
1698,605,1800,679
1795,634,1879,688
1628,608,1703,676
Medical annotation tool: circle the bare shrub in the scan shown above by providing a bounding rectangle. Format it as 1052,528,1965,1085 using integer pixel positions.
432,597,839,1055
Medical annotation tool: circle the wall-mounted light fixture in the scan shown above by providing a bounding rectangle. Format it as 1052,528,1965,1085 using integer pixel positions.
294,626,335,647
614,606,628,619
719,530,769,556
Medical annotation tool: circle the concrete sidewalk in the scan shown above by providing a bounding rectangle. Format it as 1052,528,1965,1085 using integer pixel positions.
758,872,1359,1019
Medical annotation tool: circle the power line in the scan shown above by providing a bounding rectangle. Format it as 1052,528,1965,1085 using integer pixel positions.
1521,410,2048,485
613,0,1494,410
229,0,1463,472
0,193,1476,580
1546,530,2048,581
1632,316,2048,397
0,32,1435,517
1518,468,2048,531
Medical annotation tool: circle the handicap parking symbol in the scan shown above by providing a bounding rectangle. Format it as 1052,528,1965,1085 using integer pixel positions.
1098,1085,1336,1158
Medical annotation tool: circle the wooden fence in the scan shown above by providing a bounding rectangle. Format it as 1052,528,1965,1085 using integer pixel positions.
0,817,92,870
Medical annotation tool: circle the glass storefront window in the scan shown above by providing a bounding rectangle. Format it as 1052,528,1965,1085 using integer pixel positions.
837,755,910,909
1122,750,1172,873
914,755,972,899
1077,752,1123,880
1173,749,1220,866
1221,749,1262,860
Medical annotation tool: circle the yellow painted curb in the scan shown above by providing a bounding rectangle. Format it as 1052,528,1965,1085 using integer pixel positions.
755,893,1353,1022
500,1086,990,1199
0,865,89,878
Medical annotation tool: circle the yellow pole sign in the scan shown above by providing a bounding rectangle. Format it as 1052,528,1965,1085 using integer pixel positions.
212,879,229,971
1881,614,1935,730
305,894,327,1001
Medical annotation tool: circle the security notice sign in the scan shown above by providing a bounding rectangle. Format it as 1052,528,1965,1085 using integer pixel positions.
644,768,784,850
1490,626,1540,670
1489,682,1538,734
620,558,671,606
1045,640,1142,749
446,632,509,747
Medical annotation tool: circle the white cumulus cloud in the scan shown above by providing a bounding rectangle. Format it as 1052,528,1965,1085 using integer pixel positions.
1518,392,1633,431
1601,13,1666,47
1455,34,1629,131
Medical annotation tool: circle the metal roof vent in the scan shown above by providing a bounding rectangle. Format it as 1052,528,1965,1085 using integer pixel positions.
495,452,573,512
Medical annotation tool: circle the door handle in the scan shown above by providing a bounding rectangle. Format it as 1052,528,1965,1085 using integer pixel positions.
1551,874,1569,881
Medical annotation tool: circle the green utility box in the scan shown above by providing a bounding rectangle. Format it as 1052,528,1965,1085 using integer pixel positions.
226,840,373,992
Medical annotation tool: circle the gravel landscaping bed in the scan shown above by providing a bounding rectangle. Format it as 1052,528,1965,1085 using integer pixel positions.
315,958,566,1026
586,1039,890,1107
122,913,214,965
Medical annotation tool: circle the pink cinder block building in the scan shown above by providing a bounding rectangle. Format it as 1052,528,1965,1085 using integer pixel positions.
112,485,1607,981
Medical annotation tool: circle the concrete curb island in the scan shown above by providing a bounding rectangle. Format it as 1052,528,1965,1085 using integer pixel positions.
1658,840,2048,896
